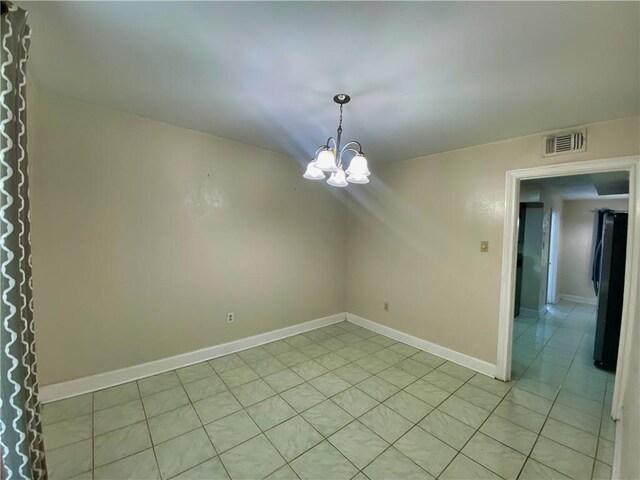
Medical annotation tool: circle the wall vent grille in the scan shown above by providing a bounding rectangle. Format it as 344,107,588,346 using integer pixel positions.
542,129,586,157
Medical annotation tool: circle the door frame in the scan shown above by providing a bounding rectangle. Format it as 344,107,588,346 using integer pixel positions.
546,208,560,304
496,155,639,422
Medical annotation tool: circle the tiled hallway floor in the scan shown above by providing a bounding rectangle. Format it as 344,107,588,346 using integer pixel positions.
43,302,616,479
509,300,615,479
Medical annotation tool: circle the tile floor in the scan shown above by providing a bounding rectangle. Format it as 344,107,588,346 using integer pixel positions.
43,300,615,480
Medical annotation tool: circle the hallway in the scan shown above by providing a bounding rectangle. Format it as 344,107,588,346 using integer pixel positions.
511,300,616,479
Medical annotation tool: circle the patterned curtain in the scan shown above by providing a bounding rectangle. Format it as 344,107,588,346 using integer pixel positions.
1,1,47,479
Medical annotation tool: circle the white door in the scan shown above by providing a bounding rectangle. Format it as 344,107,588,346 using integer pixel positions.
547,210,560,304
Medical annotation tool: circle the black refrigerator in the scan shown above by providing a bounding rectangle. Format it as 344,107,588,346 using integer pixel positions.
593,211,628,371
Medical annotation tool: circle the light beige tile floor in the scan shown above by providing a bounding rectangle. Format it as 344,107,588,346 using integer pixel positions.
42,300,614,479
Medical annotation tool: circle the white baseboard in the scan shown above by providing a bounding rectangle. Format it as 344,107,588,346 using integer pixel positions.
557,294,598,305
519,306,547,317
40,312,346,403
549,295,561,305
346,313,497,378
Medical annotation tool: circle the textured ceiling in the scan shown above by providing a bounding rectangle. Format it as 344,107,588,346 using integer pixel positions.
23,1,640,165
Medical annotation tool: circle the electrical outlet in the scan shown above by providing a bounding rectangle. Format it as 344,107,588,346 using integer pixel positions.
384,302,389,312
226,312,235,324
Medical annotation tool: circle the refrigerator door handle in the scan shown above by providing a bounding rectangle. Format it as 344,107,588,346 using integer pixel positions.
593,238,603,296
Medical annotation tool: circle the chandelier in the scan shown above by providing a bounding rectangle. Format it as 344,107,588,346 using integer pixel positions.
303,94,370,186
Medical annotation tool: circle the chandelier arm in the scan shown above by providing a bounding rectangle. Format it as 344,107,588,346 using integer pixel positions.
325,137,337,149
342,148,360,157
341,141,363,154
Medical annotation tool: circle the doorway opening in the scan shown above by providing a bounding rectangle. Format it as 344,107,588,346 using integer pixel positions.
511,173,629,385
496,156,639,428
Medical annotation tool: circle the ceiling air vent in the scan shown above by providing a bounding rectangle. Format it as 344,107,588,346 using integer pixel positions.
542,129,586,157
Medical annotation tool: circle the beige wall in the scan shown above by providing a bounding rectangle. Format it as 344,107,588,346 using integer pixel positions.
30,88,639,383
346,116,640,364
557,198,629,301
31,92,347,385
29,87,640,475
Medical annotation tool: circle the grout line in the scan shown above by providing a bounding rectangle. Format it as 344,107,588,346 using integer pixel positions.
293,346,438,477
48,326,469,479
135,380,162,479
424,370,512,479
590,359,611,478
174,364,234,480
213,356,289,479
511,301,610,479
46,311,611,480
342,353,503,477
214,324,364,479
509,304,579,479
216,328,426,477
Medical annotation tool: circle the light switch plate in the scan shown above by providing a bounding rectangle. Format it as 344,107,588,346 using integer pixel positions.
480,241,489,253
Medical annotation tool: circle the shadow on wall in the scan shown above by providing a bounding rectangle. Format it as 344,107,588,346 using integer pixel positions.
347,174,494,277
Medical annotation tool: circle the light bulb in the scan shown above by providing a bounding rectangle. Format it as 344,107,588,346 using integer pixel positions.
303,162,325,180
345,153,370,177
327,168,348,187
315,148,337,172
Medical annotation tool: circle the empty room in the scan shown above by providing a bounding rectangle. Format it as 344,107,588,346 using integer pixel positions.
1,2,639,480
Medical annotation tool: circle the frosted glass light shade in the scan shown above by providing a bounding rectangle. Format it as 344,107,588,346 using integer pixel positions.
303,162,325,180
346,174,369,184
327,168,348,187
345,154,370,177
315,149,337,172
